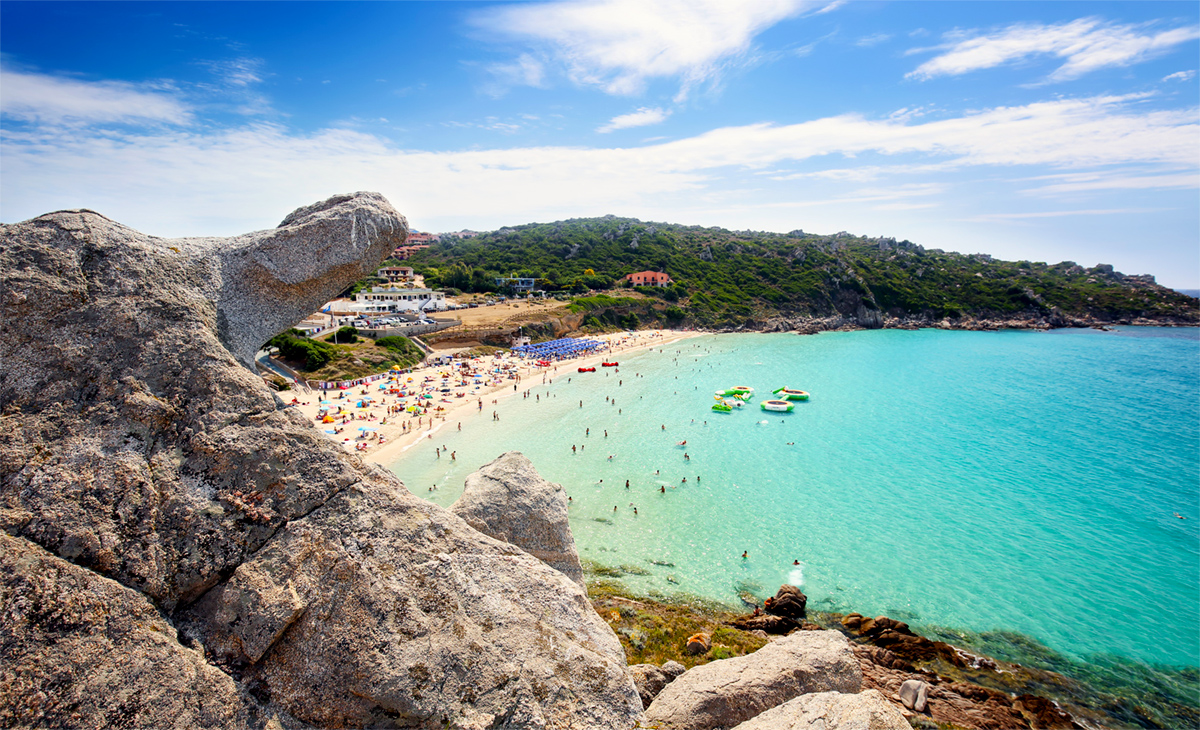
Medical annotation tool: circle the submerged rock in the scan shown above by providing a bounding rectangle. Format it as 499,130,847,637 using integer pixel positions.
645,630,861,729
0,195,642,729
729,689,910,730
451,451,585,585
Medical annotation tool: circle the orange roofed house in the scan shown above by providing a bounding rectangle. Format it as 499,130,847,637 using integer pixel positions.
625,270,672,287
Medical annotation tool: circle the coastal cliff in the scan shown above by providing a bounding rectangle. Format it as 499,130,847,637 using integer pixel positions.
0,194,642,729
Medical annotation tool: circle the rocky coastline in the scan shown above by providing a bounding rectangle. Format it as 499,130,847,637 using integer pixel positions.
2,194,1193,729
753,308,1199,336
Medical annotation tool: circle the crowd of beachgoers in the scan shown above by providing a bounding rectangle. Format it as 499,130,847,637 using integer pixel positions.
286,329,700,465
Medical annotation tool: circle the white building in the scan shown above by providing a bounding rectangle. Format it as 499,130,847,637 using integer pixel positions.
321,285,447,317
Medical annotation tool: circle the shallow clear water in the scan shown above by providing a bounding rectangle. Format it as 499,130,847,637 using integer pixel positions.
391,327,1199,679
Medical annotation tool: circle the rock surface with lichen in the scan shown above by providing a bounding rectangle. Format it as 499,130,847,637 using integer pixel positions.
0,194,642,729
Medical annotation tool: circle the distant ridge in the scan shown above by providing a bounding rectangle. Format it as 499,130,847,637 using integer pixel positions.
401,216,1199,330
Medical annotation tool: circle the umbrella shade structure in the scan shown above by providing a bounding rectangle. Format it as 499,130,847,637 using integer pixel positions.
358,426,376,432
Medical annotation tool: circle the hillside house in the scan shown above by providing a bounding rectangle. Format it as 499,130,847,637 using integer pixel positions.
495,277,537,293
626,271,672,287
391,245,430,259
378,266,415,283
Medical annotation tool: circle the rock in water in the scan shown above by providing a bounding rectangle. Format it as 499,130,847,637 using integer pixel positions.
0,195,643,729
645,630,861,730
899,678,930,712
451,451,584,585
765,583,807,619
729,689,911,730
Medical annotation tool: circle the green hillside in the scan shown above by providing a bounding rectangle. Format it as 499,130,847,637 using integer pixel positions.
403,216,1197,329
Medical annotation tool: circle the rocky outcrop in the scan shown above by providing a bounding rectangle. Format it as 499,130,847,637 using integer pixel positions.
645,630,861,729
450,451,584,585
729,689,910,730
765,584,807,619
0,533,263,730
628,662,688,710
0,195,642,729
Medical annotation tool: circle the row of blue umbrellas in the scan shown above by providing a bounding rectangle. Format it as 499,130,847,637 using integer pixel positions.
513,337,604,358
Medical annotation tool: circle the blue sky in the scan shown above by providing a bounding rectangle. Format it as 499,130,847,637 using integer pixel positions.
2,1,1197,287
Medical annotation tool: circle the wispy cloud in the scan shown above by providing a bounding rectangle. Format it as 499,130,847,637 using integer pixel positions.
474,0,821,99
482,54,546,98
0,66,192,126
3,93,1192,236
597,107,671,133
1019,170,1199,195
1163,70,1196,82
856,33,892,48
963,208,1163,223
908,18,1200,82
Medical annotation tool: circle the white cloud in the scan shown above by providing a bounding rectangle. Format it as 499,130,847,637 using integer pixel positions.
203,58,264,87
597,107,671,133
963,208,1162,223
1,94,1193,238
1019,170,1199,195
0,67,193,126
475,0,819,98
482,54,546,97
856,33,892,48
908,18,1200,82
1163,70,1196,82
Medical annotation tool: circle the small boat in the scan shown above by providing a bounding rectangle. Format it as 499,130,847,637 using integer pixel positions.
578,367,596,373
601,362,619,367
773,387,810,401
712,403,733,413
761,399,794,412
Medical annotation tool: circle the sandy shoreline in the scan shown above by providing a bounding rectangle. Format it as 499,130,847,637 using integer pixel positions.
284,328,704,469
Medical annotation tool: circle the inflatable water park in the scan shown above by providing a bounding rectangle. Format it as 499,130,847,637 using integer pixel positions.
709,385,811,413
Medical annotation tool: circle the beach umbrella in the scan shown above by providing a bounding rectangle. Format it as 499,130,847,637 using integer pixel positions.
358,426,376,432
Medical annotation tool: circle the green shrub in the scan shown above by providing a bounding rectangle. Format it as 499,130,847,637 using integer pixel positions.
327,326,359,344
267,331,335,371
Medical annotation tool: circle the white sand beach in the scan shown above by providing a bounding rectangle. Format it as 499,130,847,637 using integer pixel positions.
284,329,703,468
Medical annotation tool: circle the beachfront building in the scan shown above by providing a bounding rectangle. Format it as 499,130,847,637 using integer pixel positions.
625,270,672,287
495,276,537,293
321,285,447,317
378,266,415,283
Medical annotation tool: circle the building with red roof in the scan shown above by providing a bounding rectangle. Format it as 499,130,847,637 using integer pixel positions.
625,271,672,287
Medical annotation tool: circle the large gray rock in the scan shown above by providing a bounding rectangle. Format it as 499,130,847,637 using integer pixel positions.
645,630,862,730
451,451,584,586
0,533,264,729
0,196,642,729
729,690,910,730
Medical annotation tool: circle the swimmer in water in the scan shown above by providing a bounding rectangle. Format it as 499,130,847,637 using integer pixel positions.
660,485,665,493
793,560,800,565
742,551,749,559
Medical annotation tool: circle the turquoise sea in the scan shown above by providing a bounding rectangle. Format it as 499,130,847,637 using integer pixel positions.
392,327,1199,708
